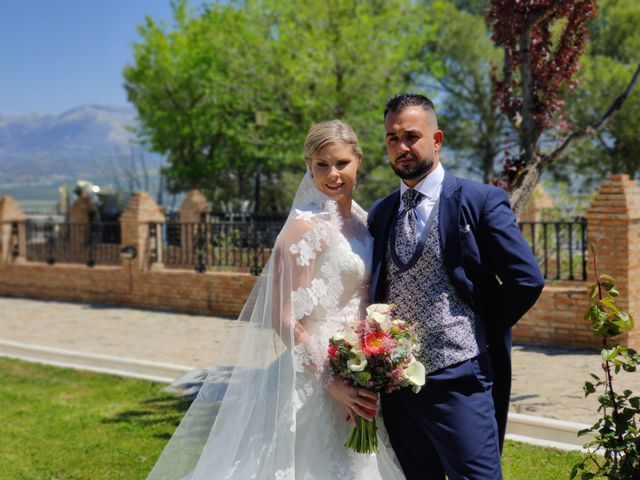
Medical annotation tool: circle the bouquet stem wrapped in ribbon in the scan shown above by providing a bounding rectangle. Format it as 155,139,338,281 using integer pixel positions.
327,303,425,454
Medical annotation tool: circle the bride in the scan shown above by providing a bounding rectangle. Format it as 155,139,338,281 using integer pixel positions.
146,120,405,479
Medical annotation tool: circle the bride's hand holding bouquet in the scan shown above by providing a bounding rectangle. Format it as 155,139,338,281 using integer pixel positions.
326,303,425,454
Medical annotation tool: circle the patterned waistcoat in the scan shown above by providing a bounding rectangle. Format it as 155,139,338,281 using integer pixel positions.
385,208,485,374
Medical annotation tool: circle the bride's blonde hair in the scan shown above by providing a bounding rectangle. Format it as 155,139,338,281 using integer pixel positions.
303,120,363,166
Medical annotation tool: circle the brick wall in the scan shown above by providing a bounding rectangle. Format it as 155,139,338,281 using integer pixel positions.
585,175,640,350
513,281,600,348
512,175,640,350
0,192,258,318
0,262,257,317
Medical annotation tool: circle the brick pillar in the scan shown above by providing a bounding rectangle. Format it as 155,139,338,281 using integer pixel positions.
68,193,97,250
179,189,211,223
586,174,640,350
0,196,26,264
120,192,165,270
178,190,211,267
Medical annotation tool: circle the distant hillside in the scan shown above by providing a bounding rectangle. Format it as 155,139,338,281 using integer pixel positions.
0,105,151,186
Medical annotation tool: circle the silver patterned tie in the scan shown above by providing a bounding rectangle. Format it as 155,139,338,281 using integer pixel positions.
395,188,425,264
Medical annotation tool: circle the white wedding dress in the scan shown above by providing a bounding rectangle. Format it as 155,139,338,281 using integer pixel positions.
146,173,405,480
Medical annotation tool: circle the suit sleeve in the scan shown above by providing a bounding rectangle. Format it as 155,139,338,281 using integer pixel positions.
479,188,544,338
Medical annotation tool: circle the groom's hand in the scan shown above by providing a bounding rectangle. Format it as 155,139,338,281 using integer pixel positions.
326,381,379,422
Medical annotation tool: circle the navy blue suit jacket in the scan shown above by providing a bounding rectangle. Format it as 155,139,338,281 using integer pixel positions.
368,171,544,447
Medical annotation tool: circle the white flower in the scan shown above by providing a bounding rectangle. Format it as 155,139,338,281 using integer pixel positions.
366,304,393,331
366,303,392,316
334,328,359,347
403,357,426,393
347,350,367,372
368,311,392,332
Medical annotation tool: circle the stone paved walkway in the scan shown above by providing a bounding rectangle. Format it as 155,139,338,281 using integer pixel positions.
1,296,636,425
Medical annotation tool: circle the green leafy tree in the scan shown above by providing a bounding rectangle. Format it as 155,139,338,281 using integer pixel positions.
553,0,640,187
488,0,640,214
422,0,505,183
124,0,432,210
124,2,284,209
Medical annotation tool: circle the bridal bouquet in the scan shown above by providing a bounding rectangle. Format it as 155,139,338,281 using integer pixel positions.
327,303,425,454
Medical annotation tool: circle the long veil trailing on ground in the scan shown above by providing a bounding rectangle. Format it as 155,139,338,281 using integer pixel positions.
146,172,388,480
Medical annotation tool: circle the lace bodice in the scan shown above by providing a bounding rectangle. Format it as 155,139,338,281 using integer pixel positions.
274,202,373,376
289,215,371,322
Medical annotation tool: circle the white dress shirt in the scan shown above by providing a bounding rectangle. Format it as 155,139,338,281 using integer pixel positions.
398,162,445,238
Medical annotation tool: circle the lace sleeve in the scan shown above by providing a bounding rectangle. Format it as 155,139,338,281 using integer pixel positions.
272,208,340,382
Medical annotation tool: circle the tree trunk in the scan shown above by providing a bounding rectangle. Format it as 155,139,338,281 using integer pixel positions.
508,153,545,215
518,29,537,164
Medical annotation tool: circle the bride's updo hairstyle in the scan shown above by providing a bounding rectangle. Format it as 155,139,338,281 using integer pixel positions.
304,120,363,166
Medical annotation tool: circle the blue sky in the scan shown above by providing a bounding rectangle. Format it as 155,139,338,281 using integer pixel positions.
0,1,206,116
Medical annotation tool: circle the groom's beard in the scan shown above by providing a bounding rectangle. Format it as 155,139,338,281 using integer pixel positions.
390,153,433,180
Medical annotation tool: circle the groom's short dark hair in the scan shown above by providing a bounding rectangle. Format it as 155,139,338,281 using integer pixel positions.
384,93,436,119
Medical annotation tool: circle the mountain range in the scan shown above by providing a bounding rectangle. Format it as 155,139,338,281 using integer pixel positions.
0,105,151,187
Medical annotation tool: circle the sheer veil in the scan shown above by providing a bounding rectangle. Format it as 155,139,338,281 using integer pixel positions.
146,172,372,480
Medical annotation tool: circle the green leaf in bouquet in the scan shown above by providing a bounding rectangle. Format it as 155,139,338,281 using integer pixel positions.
356,371,371,385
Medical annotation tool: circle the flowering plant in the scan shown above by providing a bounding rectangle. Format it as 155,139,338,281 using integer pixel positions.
327,303,425,453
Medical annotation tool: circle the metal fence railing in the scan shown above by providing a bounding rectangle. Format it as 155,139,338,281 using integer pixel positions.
518,219,587,281
9,214,587,280
24,221,122,266
150,218,285,275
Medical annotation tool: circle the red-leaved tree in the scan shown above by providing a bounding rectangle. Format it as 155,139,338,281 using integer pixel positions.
488,0,640,214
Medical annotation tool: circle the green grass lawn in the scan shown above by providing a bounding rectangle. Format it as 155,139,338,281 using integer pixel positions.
0,357,190,480
0,357,590,479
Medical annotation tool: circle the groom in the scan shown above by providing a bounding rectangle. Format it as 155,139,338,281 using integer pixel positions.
368,93,544,479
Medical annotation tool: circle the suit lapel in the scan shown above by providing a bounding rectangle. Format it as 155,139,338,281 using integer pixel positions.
439,172,462,271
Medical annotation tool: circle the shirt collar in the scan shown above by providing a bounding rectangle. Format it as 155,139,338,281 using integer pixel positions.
399,162,445,200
